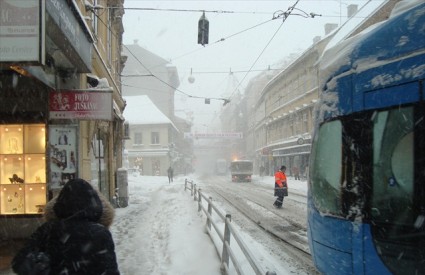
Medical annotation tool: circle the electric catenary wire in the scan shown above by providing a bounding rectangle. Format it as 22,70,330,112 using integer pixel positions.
91,7,231,104
225,0,303,102
93,0,315,105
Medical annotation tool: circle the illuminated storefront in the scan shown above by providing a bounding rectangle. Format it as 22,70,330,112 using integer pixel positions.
0,0,95,238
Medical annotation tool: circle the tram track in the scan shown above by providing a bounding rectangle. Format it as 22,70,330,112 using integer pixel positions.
196,175,318,273
211,187,310,256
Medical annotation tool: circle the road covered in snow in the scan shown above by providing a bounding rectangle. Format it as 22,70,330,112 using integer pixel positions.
111,174,318,275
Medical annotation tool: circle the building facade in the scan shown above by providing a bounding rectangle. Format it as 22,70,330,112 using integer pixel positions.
124,95,180,176
121,42,193,176
242,1,398,177
0,0,126,239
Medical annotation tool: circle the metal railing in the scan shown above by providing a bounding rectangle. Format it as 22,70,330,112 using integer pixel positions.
184,179,276,275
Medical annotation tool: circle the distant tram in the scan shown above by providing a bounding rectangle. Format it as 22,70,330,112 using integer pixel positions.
230,160,253,182
308,2,425,274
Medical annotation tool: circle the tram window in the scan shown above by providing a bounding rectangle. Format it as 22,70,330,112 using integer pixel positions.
392,133,413,193
311,120,342,215
372,107,414,225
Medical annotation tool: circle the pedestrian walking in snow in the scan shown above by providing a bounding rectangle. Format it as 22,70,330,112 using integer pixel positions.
292,166,300,180
273,166,288,208
12,178,120,275
167,166,174,183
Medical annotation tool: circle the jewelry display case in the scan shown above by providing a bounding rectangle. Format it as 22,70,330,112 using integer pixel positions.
0,125,23,154
0,124,46,215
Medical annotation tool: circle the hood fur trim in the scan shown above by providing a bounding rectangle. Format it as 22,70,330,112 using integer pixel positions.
44,189,115,228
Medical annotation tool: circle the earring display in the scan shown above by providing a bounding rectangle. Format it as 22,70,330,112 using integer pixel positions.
0,124,46,215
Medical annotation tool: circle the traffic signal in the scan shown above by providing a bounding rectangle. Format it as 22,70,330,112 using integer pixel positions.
198,11,209,46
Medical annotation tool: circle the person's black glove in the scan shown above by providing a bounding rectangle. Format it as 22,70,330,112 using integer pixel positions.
19,251,51,275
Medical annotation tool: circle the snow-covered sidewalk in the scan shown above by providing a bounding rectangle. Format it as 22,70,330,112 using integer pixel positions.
111,175,222,275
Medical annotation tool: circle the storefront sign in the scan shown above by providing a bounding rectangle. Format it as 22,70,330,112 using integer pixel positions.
0,0,43,62
272,144,311,157
184,132,243,139
0,0,92,71
49,90,113,121
46,0,92,71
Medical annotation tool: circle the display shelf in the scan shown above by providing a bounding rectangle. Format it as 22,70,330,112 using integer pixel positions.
24,154,46,184
24,184,46,214
0,184,25,214
24,124,46,154
0,155,24,185
0,125,23,154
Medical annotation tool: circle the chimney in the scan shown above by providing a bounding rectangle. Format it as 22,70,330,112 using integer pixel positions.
347,4,358,18
313,36,321,44
324,23,338,35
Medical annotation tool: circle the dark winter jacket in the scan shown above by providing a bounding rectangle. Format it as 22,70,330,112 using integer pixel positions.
12,178,120,275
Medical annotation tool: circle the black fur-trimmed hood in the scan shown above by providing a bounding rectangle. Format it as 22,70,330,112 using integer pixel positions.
44,179,115,228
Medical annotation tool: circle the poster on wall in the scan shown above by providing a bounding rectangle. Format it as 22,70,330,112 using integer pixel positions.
48,125,77,191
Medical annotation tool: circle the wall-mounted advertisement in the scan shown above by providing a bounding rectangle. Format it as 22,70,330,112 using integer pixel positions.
48,125,77,191
0,0,43,62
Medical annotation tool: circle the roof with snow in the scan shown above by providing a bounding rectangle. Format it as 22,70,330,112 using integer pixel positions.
122,43,170,75
123,95,173,125
323,0,388,51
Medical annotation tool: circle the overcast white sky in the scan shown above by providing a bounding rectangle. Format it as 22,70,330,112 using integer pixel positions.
122,0,369,127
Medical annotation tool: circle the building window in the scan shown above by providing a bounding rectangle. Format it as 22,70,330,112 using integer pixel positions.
134,132,142,145
289,117,294,136
107,7,113,69
303,113,308,132
151,132,160,144
90,0,98,36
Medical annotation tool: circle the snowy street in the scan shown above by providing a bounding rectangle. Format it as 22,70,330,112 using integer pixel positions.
111,175,221,274
112,174,317,275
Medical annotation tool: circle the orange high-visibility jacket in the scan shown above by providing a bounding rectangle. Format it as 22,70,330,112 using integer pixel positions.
274,170,287,188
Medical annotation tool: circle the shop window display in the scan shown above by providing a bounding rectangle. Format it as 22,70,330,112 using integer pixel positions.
0,124,46,215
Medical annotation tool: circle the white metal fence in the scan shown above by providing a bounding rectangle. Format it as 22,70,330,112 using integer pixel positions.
184,179,276,275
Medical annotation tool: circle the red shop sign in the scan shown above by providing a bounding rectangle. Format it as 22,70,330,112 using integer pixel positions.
49,90,113,121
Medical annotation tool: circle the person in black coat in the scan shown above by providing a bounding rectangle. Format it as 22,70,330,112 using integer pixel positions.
167,166,174,183
12,178,120,275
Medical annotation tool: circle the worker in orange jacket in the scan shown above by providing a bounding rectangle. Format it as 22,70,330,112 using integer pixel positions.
274,165,287,208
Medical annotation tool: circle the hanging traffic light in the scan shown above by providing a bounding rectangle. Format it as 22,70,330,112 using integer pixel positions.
198,11,209,46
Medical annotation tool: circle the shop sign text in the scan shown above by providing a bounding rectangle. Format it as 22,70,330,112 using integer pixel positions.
49,90,113,121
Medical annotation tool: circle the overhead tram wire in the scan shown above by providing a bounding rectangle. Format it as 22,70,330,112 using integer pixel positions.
118,3,321,79
100,7,280,104
110,5,368,19
92,9,231,104
225,0,304,101
129,16,278,73
95,1,316,104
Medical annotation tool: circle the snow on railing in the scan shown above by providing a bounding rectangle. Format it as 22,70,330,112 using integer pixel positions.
184,179,276,275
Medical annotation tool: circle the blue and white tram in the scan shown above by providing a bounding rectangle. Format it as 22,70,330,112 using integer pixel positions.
308,2,425,274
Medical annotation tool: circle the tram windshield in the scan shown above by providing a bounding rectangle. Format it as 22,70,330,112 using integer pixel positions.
310,105,424,273
371,107,415,226
310,120,342,215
